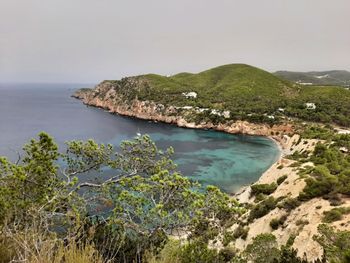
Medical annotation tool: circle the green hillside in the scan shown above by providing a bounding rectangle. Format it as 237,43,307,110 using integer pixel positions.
286,85,350,125
85,64,350,126
274,70,350,86
138,64,298,115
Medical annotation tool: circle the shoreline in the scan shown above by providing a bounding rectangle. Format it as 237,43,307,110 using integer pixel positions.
73,93,291,196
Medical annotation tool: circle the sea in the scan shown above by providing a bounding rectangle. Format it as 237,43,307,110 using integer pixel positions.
0,83,280,193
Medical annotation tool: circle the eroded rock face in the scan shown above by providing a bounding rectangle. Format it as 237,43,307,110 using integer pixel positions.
73,80,294,150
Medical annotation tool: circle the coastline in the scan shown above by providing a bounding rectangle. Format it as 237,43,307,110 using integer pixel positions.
72,89,342,261
73,91,291,196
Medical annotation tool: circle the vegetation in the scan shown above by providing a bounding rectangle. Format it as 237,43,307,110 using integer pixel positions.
299,136,350,201
250,183,278,196
0,133,243,263
86,64,350,127
314,224,350,263
249,197,278,221
274,70,350,86
278,198,301,212
1,131,349,262
300,125,334,140
287,85,350,126
242,233,314,263
270,215,288,230
322,207,350,223
277,175,288,185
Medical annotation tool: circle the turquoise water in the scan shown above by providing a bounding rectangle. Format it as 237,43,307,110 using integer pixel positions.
114,128,280,193
0,83,280,193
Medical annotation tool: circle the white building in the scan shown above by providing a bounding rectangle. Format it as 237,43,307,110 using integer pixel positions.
181,106,193,110
182,92,197,99
222,111,231,119
340,147,349,153
305,103,316,110
210,109,231,118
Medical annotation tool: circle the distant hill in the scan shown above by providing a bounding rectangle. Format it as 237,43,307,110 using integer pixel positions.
274,70,350,86
137,64,298,113
75,63,350,126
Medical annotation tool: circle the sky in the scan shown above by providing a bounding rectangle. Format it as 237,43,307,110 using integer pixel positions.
0,0,349,83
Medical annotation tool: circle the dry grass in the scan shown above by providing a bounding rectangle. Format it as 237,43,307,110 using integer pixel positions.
0,230,103,263
144,240,182,263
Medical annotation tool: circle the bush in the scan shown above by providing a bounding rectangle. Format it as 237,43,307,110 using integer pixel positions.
218,247,237,262
233,225,249,240
295,219,309,227
251,183,278,196
270,218,280,230
323,207,350,223
277,175,288,185
244,233,280,263
314,224,350,263
145,240,181,263
270,215,288,230
178,241,222,263
323,192,343,206
299,166,339,201
278,198,301,211
249,197,277,221
254,193,267,202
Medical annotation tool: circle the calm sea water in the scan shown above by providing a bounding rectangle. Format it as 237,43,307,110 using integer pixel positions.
0,83,280,193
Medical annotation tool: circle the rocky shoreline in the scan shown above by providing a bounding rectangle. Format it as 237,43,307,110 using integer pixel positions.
72,87,296,197
73,88,294,151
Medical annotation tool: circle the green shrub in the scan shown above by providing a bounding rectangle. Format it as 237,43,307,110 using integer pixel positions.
178,241,222,263
295,219,309,227
249,197,277,221
270,215,288,230
314,224,350,263
251,183,278,196
323,192,344,206
222,231,235,246
270,218,280,230
277,175,288,185
323,207,350,223
278,197,301,211
254,193,267,202
218,247,237,262
299,165,339,201
244,233,280,263
233,225,249,240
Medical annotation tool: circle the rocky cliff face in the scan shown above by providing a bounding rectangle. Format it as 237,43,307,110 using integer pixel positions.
73,78,294,149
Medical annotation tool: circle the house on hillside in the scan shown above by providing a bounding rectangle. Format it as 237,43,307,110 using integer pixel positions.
340,147,349,153
182,92,197,99
305,102,316,110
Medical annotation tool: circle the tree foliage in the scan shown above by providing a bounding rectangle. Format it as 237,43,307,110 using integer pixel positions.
0,132,242,262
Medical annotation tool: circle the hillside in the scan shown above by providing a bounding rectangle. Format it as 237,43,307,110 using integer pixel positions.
274,70,350,86
71,64,350,262
139,64,298,113
75,63,350,127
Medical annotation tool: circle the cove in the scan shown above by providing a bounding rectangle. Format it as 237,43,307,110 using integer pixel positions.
0,83,280,193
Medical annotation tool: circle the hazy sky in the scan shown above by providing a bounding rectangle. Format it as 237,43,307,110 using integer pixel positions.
1,0,349,83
